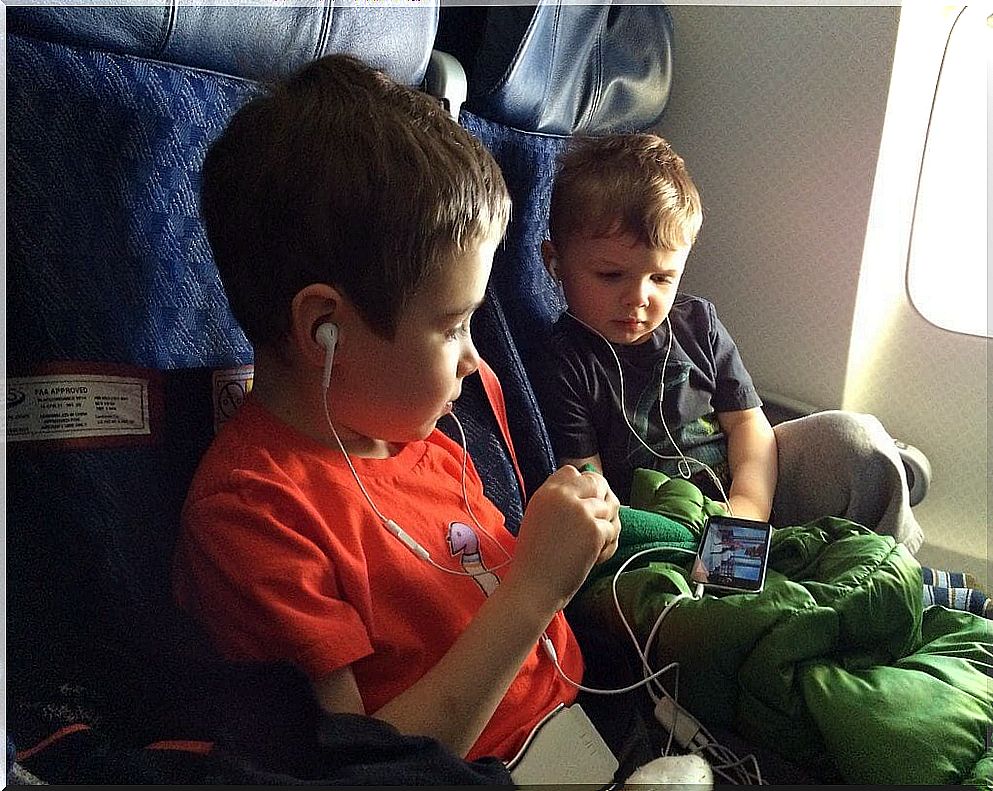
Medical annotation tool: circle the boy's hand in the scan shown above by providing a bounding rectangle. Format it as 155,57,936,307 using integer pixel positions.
510,466,621,614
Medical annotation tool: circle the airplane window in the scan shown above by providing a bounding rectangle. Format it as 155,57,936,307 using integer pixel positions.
905,4,989,339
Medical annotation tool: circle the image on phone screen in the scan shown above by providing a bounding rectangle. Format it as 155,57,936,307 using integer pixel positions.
691,516,772,593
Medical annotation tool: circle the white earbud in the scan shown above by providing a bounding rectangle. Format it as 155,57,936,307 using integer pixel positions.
315,322,339,390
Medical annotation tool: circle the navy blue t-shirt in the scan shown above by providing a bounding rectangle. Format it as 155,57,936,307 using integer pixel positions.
535,294,762,503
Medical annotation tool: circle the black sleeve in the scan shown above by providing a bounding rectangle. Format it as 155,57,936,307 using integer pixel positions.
534,338,600,462
707,303,763,412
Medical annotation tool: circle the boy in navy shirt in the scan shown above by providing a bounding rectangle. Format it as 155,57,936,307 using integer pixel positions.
537,133,923,552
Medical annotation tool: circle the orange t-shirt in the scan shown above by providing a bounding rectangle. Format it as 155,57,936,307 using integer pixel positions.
173,399,583,761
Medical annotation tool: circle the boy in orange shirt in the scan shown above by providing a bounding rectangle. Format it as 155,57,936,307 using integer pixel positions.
172,54,622,764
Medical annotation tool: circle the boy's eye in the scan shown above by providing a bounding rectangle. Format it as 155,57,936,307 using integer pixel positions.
445,319,471,341
596,272,623,281
652,274,675,285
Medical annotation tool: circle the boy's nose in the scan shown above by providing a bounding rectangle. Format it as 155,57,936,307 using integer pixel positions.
623,280,651,308
458,334,481,378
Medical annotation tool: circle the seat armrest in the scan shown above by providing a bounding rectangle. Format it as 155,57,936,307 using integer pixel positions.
425,50,468,122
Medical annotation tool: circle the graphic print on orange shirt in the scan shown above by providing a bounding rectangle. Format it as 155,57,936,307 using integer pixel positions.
446,521,501,597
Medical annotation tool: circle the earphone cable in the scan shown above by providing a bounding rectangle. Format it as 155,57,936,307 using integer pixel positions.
323,383,762,779
446,409,516,565
321,387,511,576
563,310,732,513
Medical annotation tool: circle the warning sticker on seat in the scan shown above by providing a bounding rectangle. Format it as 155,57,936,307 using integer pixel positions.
212,366,254,434
6,374,151,443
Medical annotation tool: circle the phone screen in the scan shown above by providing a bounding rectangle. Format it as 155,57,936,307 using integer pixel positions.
691,515,772,593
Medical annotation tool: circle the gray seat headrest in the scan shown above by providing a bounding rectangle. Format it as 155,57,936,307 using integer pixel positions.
8,4,440,85
438,5,674,135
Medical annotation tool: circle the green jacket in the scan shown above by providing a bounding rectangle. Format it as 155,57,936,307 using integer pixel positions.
572,468,993,785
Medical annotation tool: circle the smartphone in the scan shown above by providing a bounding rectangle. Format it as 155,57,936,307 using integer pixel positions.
690,515,772,593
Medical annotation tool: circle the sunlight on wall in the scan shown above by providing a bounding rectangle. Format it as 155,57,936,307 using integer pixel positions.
845,4,989,586
845,3,984,402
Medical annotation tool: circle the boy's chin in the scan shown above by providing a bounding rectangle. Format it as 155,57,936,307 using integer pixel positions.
390,405,456,443
412,416,447,441
607,327,657,345
417,422,440,440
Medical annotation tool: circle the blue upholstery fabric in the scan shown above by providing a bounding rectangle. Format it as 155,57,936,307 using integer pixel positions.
8,34,256,371
7,33,260,685
460,110,569,384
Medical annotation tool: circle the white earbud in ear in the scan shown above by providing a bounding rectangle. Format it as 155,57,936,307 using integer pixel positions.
549,257,560,282
315,322,339,390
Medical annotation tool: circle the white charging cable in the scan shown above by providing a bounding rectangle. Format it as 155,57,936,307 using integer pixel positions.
539,545,701,696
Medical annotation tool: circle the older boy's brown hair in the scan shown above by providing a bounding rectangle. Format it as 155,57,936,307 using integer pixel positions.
201,54,510,347
548,134,702,252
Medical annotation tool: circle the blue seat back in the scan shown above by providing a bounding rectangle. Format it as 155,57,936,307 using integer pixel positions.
7,30,259,684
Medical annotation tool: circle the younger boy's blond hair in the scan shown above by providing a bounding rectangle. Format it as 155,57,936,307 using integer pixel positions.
548,134,702,252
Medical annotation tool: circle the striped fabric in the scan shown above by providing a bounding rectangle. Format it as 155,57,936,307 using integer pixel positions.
922,567,977,589
921,567,991,618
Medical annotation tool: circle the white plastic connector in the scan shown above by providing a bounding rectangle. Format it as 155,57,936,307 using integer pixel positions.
424,50,468,122
383,518,431,561
539,633,558,663
654,695,708,751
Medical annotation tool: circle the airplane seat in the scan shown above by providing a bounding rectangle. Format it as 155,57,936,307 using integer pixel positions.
424,5,677,521
4,7,523,779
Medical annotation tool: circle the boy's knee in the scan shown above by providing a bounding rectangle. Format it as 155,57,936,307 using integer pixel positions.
827,409,886,438
775,409,892,459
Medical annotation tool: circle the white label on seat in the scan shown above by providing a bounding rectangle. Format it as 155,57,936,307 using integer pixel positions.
6,374,150,442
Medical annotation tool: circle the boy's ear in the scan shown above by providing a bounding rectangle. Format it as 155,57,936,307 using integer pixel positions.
290,283,345,369
541,240,560,281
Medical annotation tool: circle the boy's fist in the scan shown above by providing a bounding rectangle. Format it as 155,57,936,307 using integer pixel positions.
511,466,621,613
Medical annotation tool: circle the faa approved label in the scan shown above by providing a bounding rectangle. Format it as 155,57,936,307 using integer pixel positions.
6,374,151,442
